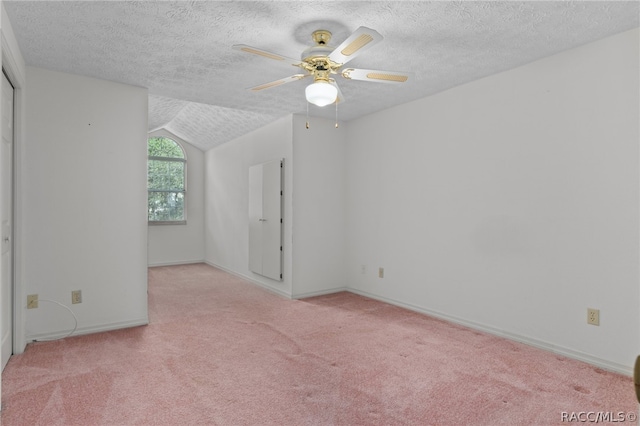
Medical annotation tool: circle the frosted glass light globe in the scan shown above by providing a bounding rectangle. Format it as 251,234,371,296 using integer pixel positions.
305,81,338,107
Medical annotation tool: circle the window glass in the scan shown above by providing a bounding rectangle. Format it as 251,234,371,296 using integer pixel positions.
148,137,184,158
148,137,186,223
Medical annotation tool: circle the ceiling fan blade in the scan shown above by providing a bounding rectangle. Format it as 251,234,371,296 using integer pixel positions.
328,26,383,65
341,68,412,84
248,74,309,92
233,44,302,66
329,79,346,104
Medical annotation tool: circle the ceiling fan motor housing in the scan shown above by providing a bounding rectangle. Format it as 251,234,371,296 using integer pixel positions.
302,31,342,83
301,45,334,63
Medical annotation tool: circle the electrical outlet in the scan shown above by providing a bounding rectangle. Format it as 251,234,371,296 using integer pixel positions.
378,267,384,278
27,294,38,309
71,290,82,304
587,308,600,326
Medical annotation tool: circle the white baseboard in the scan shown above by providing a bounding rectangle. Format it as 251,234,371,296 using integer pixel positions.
148,259,205,267
347,288,632,377
292,287,348,299
27,318,149,343
203,263,348,300
204,261,292,299
151,262,632,376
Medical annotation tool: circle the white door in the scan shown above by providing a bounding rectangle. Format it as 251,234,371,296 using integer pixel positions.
1,71,14,371
248,160,283,281
260,160,282,280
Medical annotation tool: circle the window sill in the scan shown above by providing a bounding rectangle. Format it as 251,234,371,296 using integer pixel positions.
148,220,187,226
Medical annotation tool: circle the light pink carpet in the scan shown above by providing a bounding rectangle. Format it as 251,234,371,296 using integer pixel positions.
1,263,636,425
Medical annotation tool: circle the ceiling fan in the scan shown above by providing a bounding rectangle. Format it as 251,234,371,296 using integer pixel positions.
233,26,412,108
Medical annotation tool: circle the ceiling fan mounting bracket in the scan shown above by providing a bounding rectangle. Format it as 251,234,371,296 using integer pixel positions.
311,30,332,46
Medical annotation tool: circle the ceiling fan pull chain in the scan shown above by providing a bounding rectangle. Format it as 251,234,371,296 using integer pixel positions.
335,101,339,128
306,102,310,129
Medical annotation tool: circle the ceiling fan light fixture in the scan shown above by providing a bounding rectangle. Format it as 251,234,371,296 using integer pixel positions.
237,26,411,110
305,80,338,107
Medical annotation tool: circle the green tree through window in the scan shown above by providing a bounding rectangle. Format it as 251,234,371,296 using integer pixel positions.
148,137,186,223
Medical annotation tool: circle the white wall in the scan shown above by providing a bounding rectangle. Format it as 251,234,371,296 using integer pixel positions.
147,129,205,266
205,115,294,297
345,28,639,374
24,67,149,340
291,115,347,298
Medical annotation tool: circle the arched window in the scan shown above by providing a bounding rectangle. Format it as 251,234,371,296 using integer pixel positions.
147,136,186,224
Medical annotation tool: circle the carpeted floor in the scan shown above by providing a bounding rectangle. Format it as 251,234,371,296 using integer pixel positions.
1,263,636,425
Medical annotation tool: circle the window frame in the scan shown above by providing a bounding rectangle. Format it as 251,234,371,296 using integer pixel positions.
147,136,188,226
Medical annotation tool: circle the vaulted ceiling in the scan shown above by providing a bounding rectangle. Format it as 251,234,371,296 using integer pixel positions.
4,1,639,151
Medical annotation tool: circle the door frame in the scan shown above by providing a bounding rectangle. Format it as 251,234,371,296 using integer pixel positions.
2,23,26,357
1,69,14,372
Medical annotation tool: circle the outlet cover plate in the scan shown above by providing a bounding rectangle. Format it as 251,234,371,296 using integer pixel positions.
587,308,600,326
27,294,38,309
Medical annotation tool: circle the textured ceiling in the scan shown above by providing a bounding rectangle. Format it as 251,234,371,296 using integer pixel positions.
4,1,639,151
